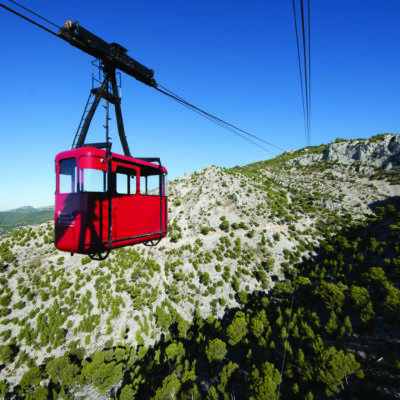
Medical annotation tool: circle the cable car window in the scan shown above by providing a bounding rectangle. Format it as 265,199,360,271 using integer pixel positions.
117,172,128,194
148,175,160,195
59,158,77,193
80,169,107,193
140,174,160,196
116,166,137,195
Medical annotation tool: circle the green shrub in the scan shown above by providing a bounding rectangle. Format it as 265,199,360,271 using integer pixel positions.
200,226,211,235
220,220,230,232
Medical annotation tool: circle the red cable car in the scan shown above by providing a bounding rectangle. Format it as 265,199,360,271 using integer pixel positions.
51,21,169,259
55,147,168,259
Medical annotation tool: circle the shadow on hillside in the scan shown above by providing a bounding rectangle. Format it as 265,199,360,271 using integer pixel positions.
109,197,400,399
368,195,400,213
7,196,400,399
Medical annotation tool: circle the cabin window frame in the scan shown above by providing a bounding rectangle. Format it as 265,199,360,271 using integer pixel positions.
79,168,108,193
115,165,138,195
140,172,162,196
77,155,108,194
58,158,77,194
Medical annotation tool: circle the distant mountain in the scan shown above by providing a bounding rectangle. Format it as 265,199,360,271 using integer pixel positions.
0,205,53,235
0,133,399,399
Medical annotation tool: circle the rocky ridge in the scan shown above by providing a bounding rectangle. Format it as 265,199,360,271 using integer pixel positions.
286,133,400,171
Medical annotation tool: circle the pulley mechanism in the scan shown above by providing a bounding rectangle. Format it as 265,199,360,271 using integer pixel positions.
58,20,158,156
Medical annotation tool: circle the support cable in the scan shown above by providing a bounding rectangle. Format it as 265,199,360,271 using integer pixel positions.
291,0,308,145
292,0,311,146
300,0,310,146
1,0,285,155
0,2,58,37
162,88,277,154
276,2,311,396
7,0,60,29
156,84,284,153
307,0,311,145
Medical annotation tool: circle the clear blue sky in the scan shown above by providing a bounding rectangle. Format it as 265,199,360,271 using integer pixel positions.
0,0,399,210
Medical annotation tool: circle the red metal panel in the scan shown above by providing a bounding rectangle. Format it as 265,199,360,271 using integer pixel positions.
55,193,82,253
79,154,108,171
55,147,168,255
112,194,161,241
55,192,110,254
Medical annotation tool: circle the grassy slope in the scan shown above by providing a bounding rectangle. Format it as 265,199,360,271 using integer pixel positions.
0,207,53,236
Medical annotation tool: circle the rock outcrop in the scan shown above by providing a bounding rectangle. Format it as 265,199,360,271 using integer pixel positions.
323,134,400,169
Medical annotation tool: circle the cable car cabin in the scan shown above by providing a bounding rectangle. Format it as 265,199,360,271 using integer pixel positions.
54,147,168,257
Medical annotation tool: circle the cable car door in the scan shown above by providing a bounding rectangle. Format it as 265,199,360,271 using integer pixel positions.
111,161,141,243
78,154,110,253
111,160,164,244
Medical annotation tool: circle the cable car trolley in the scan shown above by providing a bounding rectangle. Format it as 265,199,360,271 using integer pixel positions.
0,5,284,259
54,20,168,259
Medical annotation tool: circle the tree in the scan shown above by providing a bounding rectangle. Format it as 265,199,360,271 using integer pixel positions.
20,366,43,389
340,316,353,337
383,286,400,323
316,346,364,397
207,386,219,400
0,344,17,364
200,272,211,285
120,384,137,400
46,356,69,382
249,362,281,400
0,379,8,396
0,294,12,307
238,290,248,304
218,362,239,396
227,314,248,346
325,311,339,336
165,342,185,364
25,385,48,400
249,317,264,339
231,276,240,292
46,356,79,389
220,220,230,232
81,353,124,394
206,339,227,363
294,348,313,382
349,285,375,324
316,281,347,312
153,373,181,400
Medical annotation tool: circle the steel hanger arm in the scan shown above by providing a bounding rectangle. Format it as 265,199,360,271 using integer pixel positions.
58,20,157,88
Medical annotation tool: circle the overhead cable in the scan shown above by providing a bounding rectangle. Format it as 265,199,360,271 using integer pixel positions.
7,0,60,29
156,84,283,154
158,86,276,154
0,2,58,37
307,0,311,143
291,0,307,143
1,0,283,155
292,0,311,146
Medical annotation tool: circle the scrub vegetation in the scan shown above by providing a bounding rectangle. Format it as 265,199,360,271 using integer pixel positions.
0,134,399,399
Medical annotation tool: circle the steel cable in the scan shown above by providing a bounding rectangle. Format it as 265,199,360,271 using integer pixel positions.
7,0,60,29
1,0,284,156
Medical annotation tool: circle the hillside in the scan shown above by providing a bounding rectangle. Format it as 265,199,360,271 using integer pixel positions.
0,207,54,236
0,133,399,399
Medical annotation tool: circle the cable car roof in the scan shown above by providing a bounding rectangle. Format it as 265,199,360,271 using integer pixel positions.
55,147,167,174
